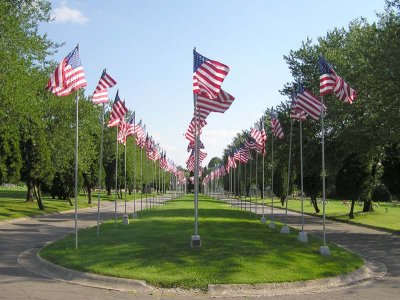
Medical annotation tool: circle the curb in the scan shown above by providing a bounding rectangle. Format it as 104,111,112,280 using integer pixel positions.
18,245,387,297
18,247,152,293
208,260,387,297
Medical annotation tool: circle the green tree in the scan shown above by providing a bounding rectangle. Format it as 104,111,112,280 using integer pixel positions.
381,143,400,199
336,154,370,219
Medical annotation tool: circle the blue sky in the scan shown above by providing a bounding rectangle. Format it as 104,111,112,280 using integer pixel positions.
40,0,384,168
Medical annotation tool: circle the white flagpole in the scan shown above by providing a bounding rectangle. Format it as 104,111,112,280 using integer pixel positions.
191,47,201,247
281,117,293,234
124,142,127,215
249,152,252,212
261,116,266,223
133,119,136,215
194,92,199,237
96,103,105,237
297,117,308,242
255,152,258,213
269,130,276,229
140,146,143,210
300,118,304,231
114,125,119,227
74,91,79,249
320,96,330,255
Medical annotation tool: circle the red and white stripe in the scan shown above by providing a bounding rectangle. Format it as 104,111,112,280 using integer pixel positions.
193,52,230,99
296,89,325,121
333,76,357,104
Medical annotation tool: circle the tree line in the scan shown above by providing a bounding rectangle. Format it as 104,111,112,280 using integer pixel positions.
216,0,400,218
0,1,174,209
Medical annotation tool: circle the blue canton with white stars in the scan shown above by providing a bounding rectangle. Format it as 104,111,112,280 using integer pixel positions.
193,50,209,72
66,47,82,69
318,55,332,75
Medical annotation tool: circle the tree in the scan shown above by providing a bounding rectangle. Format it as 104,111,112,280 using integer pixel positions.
336,154,370,219
381,143,400,199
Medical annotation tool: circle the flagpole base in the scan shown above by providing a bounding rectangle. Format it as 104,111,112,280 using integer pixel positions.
280,225,290,234
190,235,201,248
298,231,308,243
268,221,276,229
260,216,266,224
131,212,138,219
122,214,129,225
320,245,331,256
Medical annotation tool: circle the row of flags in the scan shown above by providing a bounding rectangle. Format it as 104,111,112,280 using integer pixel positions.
213,55,357,196
45,45,185,183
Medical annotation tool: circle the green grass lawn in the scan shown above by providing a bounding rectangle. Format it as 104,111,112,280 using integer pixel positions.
0,187,97,221
238,196,399,232
40,195,363,290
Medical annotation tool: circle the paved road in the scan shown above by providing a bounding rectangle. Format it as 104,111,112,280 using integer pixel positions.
0,195,399,299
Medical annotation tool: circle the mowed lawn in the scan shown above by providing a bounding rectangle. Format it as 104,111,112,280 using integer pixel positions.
41,195,363,290
274,198,400,232
0,187,110,221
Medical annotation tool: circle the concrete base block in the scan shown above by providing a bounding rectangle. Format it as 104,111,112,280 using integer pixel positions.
122,214,129,225
131,212,138,219
190,235,201,248
320,245,331,256
260,216,266,224
298,231,308,243
280,225,290,234
268,221,276,229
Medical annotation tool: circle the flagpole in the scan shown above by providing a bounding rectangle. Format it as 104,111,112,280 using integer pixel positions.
191,47,201,247
320,96,330,255
192,90,201,246
281,118,293,234
140,146,143,211
249,154,252,213
114,125,119,227
269,131,276,229
74,91,79,249
132,116,137,218
96,103,105,237
255,152,258,214
297,117,308,242
261,115,266,223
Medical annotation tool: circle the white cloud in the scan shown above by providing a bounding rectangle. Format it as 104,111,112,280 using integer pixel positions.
201,129,239,166
52,5,89,25
202,129,239,147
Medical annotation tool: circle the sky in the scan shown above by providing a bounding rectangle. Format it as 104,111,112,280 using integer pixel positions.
40,0,384,168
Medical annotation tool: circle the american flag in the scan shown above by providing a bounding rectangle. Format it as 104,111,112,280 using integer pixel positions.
125,112,135,137
319,56,357,103
107,90,128,127
196,89,235,115
46,45,87,97
319,55,336,96
250,118,267,156
295,83,325,121
184,117,207,143
333,75,357,104
187,139,204,152
290,90,307,121
270,110,284,139
135,123,146,149
193,50,230,99
92,69,117,104
117,118,127,145
245,136,264,155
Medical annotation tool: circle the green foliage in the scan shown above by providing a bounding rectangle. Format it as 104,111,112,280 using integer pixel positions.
382,143,400,198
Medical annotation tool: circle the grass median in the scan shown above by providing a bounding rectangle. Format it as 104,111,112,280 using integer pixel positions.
40,194,363,290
